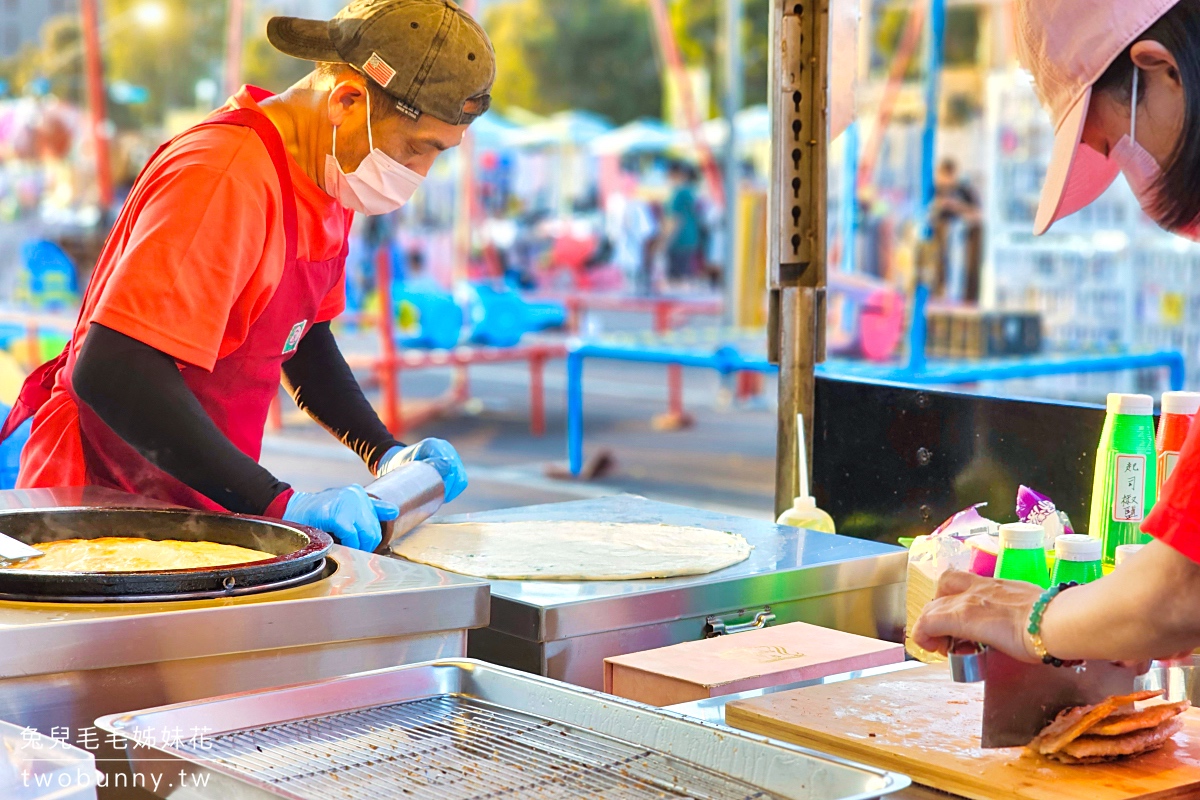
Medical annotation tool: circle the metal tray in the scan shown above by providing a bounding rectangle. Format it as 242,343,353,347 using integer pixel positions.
97,658,909,800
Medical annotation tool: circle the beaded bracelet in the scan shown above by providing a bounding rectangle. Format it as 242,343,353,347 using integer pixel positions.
1027,581,1079,667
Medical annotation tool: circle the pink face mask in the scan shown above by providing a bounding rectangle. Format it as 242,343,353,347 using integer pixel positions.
1109,69,1200,240
324,89,424,216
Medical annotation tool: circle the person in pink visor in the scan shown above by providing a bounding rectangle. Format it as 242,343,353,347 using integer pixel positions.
914,0,1200,666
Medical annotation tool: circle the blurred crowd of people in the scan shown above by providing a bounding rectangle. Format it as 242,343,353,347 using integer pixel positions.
845,156,984,306
930,157,983,303
602,160,724,295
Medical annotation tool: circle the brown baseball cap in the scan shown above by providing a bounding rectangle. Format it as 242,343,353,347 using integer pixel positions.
267,0,495,125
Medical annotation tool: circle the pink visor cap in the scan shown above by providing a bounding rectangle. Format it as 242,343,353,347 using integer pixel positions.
1015,0,1181,234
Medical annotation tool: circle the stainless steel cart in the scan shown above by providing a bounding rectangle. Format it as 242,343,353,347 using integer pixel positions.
453,496,906,689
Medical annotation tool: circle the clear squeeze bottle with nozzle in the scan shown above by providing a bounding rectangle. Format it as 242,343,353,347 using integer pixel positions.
776,414,836,534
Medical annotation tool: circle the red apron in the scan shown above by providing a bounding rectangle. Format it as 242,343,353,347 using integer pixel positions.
0,105,345,511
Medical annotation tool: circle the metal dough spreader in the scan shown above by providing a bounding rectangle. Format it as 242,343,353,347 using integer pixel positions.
365,461,445,551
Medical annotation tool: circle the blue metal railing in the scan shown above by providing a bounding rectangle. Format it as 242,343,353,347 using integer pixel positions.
565,340,1186,476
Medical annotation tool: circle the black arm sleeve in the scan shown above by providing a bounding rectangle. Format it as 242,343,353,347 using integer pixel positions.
281,322,401,474
73,324,291,515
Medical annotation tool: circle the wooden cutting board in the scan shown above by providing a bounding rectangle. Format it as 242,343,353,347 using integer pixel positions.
725,664,1200,800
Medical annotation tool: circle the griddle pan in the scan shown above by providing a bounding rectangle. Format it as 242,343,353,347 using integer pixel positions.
0,507,331,602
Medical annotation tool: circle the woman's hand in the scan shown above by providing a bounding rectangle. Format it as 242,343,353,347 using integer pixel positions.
917,543,1200,666
912,570,1044,662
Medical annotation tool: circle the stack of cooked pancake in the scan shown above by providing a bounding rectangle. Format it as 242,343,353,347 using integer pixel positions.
1028,690,1190,764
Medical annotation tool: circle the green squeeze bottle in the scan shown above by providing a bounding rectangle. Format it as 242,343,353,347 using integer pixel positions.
1050,534,1103,585
1088,393,1157,566
995,522,1050,588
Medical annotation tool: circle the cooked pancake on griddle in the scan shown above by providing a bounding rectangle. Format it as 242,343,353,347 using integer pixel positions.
8,537,273,572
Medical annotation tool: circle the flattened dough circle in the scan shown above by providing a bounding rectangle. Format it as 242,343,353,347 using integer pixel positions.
392,521,753,580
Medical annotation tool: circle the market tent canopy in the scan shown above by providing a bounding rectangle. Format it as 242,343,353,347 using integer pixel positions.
506,110,614,148
470,110,523,150
700,105,770,149
590,118,684,156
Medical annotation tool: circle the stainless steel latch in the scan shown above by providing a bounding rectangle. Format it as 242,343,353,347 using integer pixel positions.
703,608,776,638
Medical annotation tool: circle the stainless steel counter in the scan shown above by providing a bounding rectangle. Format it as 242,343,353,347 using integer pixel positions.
0,542,486,677
450,496,907,689
0,488,491,799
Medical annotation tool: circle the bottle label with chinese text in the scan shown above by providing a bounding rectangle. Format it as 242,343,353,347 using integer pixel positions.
1112,454,1146,522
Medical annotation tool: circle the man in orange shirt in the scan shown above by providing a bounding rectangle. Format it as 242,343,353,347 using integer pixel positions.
1,0,488,550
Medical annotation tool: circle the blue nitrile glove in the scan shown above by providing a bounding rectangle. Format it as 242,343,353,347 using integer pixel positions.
283,485,399,552
379,438,468,503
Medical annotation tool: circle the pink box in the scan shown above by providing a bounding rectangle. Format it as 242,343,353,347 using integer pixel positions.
604,621,905,707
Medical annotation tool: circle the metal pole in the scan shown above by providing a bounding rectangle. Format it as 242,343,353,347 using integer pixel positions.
79,0,113,213
920,0,946,237
907,282,929,373
225,0,245,98
646,0,726,206
529,353,545,437
776,285,819,508
453,133,475,284
567,351,585,476
769,0,829,519
906,0,944,371
377,239,401,435
856,0,928,192
453,0,479,284
722,0,743,326
840,120,859,274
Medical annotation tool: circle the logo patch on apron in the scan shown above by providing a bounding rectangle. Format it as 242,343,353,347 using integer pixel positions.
282,321,307,354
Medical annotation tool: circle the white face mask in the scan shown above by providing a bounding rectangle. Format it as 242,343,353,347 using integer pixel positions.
324,88,424,216
1109,69,1200,238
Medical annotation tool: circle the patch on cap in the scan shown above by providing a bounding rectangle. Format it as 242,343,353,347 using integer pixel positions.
394,100,421,120
363,52,397,88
